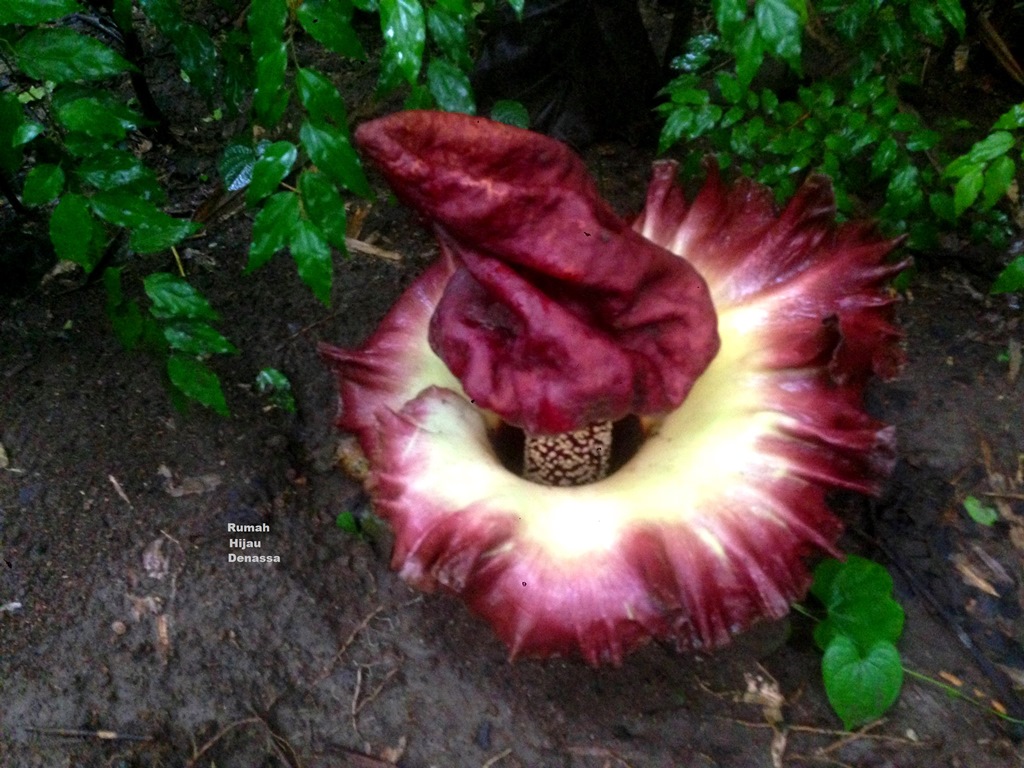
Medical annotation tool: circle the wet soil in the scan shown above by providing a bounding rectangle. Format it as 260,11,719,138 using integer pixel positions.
3,7,1024,767
3,142,1024,767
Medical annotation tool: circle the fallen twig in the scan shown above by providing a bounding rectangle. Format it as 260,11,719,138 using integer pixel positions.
852,524,1024,726
247,706,302,768
185,717,262,767
353,665,400,717
108,474,133,508
26,726,150,742
345,236,402,262
312,603,386,687
481,747,513,768
566,745,637,768
727,718,922,746
981,491,1024,501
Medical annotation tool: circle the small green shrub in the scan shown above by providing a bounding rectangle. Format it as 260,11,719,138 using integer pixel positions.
659,0,1022,268
1,0,521,412
807,556,906,730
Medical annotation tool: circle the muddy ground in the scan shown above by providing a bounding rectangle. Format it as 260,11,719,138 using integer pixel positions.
3,7,1024,766
3,135,1024,767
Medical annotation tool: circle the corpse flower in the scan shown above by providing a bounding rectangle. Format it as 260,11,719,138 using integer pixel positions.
320,111,905,666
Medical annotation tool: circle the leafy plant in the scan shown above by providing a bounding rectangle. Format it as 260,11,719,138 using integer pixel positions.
807,556,906,730
659,0,1023,272
1,0,523,412
255,367,297,413
963,495,999,526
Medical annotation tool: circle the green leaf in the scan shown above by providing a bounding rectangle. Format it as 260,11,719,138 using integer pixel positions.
720,104,746,129
991,255,1024,294
993,104,1024,131
929,191,956,223
222,29,252,116
658,109,690,154
428,5,471,70
134,218,201,256
163,321,237,355
0,93,25,173
671,32,718,73
246,140,298,205
104,267,144,349
249,0,288,47
505,0,524,18
427,58,475,114
256,367,296,412
171,23,220,97
715,0,748,41
22,164,65,206
715,72,744,104
903,206,930,238
248,191,301,272
963,495,999,526
378,0,425,88
691,103,722,137
811,556,905,652
889,112,921,133
139,0,182,30
140,0,219,95
249,0,289,123
734,22,765,88
849,76,885,109
16,28,134,82
90,192,197,252
50,193,103,272
963,132,1016,165
814,590,905,653
981,155,1015,210
822,636,903,730
290,218,333,305
870,137,898,180
111,0,133,29
877,6,906,57
908,0,944,44
300,120,371,196
167,354,229,415
403,83,435,110
0,0,80,24
816,557,898,612
299,169,348,252
336,510,361,534
884,164,922,218
906,129,940,152
56,96,141,141
219,143,258,191
297,0,366,59
755,0,803,69
144,273,219,321
937,0,965,37
297,67,349,126
954,166,984,217
88,190,157,226
253,43,289,126
77,150,157,196
668,82,710,106
13,121,45,147
490,99,529,128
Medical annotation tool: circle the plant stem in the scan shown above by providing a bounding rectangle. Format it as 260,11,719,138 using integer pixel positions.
902,666,1024,725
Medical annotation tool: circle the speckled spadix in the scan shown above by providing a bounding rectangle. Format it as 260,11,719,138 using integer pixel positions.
320,111,906,666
